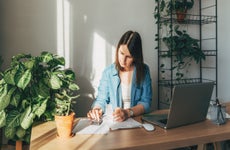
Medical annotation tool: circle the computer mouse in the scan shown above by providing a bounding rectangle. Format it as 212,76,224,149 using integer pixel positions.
142,123,155,131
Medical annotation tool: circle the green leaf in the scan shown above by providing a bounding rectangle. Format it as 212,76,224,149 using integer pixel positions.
0,94,11,110
20,106,35,129
4,69,16,85
10,90,21,107
34,98,48,118
24,59,35,69
21,99,30,109
55,98,69,116
36,81,50,97
16,126,26,139
69,83,79,91
0,83,7,98
6,110,21,128
50,74,62,89
5,126,16,139
160,64,165,67
0,110,6,127
65,69,75,80
41,51,53,63
16,69,32,90
54,57,65,66
11,53,31,64
0,86,16,111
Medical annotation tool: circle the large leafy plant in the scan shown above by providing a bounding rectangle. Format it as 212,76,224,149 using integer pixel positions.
0,51,79,143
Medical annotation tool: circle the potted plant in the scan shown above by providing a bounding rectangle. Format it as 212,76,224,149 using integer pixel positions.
173,0,194,22
0,51,79,148
162,25,205,79
54,82,79,139
154,0,194,23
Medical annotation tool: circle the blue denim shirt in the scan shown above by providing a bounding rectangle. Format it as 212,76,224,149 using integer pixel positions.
92,63,152,113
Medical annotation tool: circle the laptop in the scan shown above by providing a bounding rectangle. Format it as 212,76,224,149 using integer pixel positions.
142,82,214,129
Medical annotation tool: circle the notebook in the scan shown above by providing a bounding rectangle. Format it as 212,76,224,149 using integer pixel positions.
142,82,214,129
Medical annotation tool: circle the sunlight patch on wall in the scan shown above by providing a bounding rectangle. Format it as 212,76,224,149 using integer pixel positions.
83,14,88,23
91,32,116,95
91,32,106,92
57,0,70,68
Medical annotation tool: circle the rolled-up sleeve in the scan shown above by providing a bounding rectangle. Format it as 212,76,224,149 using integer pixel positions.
91,69,109,113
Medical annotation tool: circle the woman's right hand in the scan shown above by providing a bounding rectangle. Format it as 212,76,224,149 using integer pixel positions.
87,107,103,122
113,107,129,122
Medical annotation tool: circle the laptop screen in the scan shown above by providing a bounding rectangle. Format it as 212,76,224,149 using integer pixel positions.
142,82,214,129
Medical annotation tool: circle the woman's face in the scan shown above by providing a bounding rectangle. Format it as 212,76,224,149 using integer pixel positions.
118,45,134,71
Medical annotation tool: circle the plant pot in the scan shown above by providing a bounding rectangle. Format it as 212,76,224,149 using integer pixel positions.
176,10,187,23
16,140,22,150
55,112,75,139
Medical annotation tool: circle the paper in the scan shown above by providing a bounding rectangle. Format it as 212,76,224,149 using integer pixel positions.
73,117,142,134
72,118,91,133
110,118,142,130
75,119,110,134
226,113,230,119
73,104,113,134
73,104,143,134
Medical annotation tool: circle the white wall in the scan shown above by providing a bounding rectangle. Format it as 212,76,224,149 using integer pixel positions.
0,0,229,117
0,0,57,59
217,0,230,102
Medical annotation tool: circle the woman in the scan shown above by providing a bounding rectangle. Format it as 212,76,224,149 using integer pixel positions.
87,30,152,122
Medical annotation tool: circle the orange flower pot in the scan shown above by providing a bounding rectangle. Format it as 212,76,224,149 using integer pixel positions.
55,112,75,139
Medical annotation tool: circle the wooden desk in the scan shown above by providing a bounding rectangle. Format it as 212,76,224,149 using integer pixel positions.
30,103,230,150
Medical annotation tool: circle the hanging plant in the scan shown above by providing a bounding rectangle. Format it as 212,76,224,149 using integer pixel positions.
161,25,205,79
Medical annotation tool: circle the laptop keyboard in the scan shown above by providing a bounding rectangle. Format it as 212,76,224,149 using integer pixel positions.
142,114,168,125
159,119,168,124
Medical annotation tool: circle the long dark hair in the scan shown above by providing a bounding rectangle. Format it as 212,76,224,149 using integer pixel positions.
115,30,145,85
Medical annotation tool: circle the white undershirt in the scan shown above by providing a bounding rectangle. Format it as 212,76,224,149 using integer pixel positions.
121,82,131,109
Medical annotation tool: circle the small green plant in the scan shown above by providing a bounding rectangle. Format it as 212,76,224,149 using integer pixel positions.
155,0,194,14
0,51,79,143
154,0,194,21
173,0,194,12
55,87,79,116
162,25,205,79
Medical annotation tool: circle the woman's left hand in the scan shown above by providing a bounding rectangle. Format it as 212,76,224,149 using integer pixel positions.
113,107,129,122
